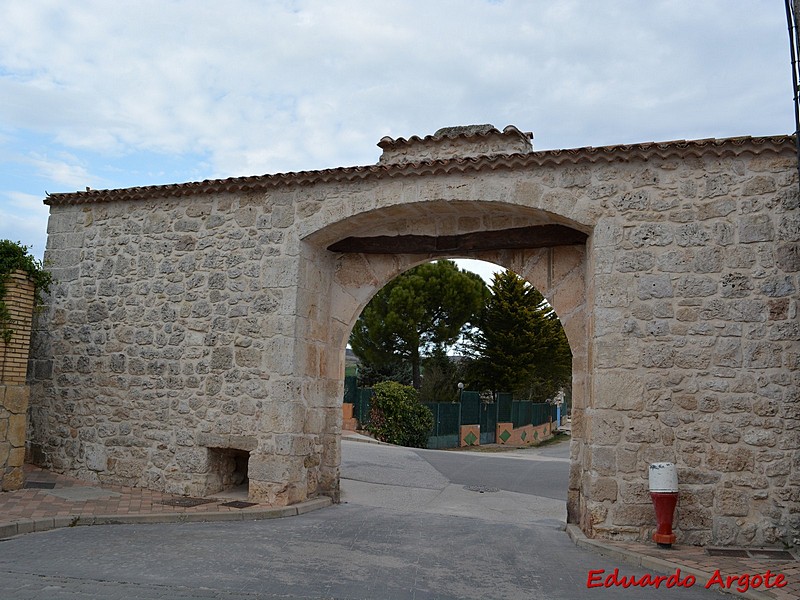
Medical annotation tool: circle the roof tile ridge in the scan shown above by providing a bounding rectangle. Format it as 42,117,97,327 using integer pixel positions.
44,134,795,205
378,125,532,149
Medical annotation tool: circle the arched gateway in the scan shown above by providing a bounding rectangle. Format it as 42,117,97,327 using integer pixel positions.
30,125,799,547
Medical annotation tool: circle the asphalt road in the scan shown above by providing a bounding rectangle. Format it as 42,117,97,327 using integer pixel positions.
0,438,722,599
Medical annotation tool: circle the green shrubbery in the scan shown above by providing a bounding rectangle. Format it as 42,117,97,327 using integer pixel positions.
0,240,52,344
365,381,434,448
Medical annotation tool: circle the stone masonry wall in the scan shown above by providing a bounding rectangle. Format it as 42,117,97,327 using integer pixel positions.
0,385,29,491
584,154,800,547
30,194,317,504
29,135,800,546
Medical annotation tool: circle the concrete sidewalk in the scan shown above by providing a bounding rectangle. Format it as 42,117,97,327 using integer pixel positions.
1,458,797,600
0,464,330,540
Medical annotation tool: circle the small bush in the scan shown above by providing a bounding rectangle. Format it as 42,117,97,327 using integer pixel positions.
0,240,52,344
365,381,434,448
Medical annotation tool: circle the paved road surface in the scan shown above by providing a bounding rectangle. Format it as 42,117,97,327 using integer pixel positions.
0,439,722,599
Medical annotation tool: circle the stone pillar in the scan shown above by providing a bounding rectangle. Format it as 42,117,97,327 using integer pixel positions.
0,271,35,491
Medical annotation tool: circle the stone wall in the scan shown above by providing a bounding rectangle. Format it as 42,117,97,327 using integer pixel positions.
583,155,800,546
29,131,799,546
0,385,29,491
1,271,35,491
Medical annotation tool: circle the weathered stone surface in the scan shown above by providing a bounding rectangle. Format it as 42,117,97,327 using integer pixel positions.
716,489,750,517
26,130,800,549
710,422,740,444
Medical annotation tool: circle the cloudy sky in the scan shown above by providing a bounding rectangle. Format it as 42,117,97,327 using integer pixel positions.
0,0,793,266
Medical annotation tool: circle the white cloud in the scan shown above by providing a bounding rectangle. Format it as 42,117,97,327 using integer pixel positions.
0,191,49,259
0,1,791,174
0,0,794,254
25,152,98,190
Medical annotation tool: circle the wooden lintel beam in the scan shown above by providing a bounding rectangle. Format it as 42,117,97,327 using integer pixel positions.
327,225,587,254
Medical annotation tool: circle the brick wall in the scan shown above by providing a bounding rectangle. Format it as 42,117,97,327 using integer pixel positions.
0,270,35,490
1,271,35,385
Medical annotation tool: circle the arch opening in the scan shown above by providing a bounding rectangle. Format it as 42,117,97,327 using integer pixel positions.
296,198,590,525
333,257,576,522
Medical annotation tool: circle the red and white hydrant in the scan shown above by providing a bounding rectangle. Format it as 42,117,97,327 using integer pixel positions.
649,462,678,548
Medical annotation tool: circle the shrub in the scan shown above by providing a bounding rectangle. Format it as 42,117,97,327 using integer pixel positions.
0,240,52,344
365,381,434,448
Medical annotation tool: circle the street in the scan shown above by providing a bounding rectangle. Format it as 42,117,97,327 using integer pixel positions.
0,438,723,599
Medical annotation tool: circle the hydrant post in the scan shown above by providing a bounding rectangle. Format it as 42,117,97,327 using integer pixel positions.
649,462,678,549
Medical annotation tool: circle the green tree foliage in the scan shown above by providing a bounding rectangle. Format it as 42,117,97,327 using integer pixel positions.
466,270,571,401
0,240,52,344
418,349,461,404
356,359,412,388
365,381,434,448
350,260,488,388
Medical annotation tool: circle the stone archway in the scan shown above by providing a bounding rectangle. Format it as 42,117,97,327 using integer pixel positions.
298,201,589,521
31,126,799,547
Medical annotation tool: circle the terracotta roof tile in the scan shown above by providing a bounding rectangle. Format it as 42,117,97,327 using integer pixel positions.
44,134,795,206
377,124,533,149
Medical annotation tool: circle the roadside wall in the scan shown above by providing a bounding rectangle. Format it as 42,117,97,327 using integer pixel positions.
1,271,35,491
29,133,800,546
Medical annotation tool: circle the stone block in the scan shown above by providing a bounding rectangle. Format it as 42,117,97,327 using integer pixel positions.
248,454,292,482
2,385,29,414
593,338,639,368
715,489,750,517
175,448,210,474
590,446,616,476
588,412,624,446
7,413,26,446
629,223,672,247
707,446,753,472
589,477,618,502
779,214,800,241
743,429,776,447
611,504,655,526
712,339,741,368
615,251,655,272
738,215,774,243
774,243,800,271
618,480,649,504
710,422,740,444
636,274,674,299
677,506,712,530
211,347,234,370
2,467,24,491
7,446,24,467
625,417,660,444
593,372,643,411
640,344,674,369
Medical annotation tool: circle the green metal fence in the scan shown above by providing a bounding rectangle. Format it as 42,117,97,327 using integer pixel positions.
344,375,358,404
511,401,553,428
479,401,497,444
496,392,513,422
460,391,481,425
343,378,556,448
424,402,461,449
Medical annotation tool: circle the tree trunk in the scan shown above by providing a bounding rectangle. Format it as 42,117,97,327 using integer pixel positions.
411,353,421,389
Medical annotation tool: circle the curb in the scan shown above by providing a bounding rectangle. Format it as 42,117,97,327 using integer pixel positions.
0,496,332,541
342,433,389,446
565,524,776,600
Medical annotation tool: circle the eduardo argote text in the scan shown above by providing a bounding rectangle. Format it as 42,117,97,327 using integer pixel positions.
586,567,788,593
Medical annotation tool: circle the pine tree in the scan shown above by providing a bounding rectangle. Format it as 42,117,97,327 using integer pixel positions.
466,270,571,400
350,260,488,388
